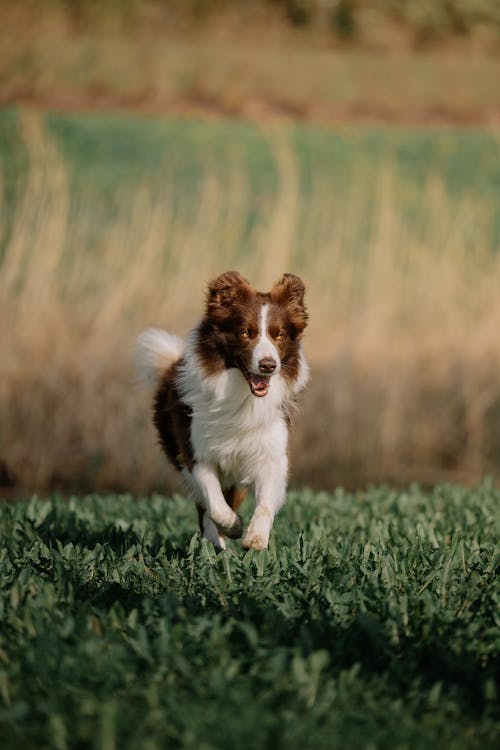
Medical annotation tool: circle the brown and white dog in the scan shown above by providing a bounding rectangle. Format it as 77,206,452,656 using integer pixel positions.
136,271,309,550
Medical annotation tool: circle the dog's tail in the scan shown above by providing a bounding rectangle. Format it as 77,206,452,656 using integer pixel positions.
135,328,185,389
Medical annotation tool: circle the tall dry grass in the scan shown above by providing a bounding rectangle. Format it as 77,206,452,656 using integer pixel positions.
2,113,500,494
1,3,500,125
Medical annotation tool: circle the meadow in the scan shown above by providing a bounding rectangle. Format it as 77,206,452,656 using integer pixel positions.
0,484,498,749
2,108,500,493
1,4,499,747
2,1,500,126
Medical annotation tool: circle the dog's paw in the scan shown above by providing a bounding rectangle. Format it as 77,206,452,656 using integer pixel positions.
217,513,244,539
242,506,272,550
242,531,268,551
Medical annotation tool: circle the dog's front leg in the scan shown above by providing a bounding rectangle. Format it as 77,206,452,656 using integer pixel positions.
242,456,288,551
191,462,244,540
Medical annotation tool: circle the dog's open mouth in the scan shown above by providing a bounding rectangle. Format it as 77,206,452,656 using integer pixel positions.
247,372,271,398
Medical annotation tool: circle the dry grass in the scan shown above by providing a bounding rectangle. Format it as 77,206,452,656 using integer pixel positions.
1,4,499,125
2,112,500,494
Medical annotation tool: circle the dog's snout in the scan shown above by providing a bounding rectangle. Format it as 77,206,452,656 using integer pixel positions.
259,357,277,374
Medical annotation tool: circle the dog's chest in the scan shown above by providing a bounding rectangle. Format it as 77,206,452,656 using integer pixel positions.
187,369,288,479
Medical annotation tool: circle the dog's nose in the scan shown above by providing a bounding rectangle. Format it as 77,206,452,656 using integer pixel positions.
259,357,277,374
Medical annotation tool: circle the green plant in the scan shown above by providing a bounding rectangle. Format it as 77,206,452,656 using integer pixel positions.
0,484,498,748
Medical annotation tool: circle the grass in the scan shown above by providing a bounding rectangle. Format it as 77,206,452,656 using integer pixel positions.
0,484,498,749
2,108,500,492
1,3,500,126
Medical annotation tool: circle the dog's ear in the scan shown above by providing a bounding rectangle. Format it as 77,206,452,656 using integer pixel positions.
206,271,253,318
271,273,308,335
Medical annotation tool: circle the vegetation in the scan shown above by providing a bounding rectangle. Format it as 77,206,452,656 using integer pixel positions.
4,1,500,39
2,109,500,493
1,6,498,746
1,1,499,125
0,485,498,749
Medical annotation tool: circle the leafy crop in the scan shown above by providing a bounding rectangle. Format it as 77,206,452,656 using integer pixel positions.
0,484,499,748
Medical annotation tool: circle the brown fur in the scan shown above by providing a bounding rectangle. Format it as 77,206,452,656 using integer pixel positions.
153,272,308,475
224,486,248,510
153,362,193,471
152,271,307,547
196,271,308,388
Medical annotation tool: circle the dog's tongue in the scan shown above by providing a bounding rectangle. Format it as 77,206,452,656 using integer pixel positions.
249,373,271,397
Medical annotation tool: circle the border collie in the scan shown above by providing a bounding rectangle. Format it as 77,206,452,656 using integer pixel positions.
136,271,309,551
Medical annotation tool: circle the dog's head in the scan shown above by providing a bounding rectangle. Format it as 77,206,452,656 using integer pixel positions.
198,270,308,397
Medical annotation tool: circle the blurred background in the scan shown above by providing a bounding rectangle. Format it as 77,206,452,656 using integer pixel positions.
1,0,500,496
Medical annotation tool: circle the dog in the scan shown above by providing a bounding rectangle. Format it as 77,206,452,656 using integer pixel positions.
135,271,309,551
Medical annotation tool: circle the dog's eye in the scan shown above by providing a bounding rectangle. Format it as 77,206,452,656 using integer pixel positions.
240,329,250,340
274,331,285,342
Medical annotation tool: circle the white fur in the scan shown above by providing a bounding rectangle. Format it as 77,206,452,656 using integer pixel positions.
180,468,226,550
294,349,310,394
177,329,309,549
251,304,281,375
135,328,184,388
191,463,241,532
136,317,309,550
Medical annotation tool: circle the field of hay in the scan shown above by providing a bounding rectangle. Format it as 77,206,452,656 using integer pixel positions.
2,1,500,126
1,108,500,493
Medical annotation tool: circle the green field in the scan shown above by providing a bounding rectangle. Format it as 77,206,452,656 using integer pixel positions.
0,486,498,749
2,0,500,743
1,111,499,750
2,5,500,747
3,107,500,493
2,108,500,251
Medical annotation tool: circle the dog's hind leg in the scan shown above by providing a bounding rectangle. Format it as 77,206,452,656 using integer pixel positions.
196,506,226,551
224,486,248,512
